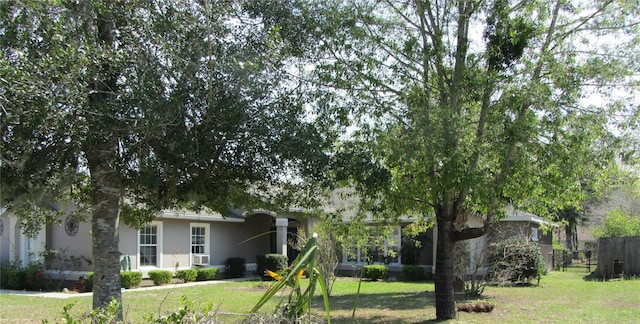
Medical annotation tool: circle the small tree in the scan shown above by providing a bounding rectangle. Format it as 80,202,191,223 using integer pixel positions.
291,215,342,296
591,209,640,238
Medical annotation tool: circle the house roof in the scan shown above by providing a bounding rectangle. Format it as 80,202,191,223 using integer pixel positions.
156,209,245,223
502,206,557,226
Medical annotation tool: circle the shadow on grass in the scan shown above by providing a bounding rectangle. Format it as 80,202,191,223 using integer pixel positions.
311,285,492,323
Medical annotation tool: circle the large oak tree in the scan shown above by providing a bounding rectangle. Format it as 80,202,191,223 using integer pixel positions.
1,0,332,317
309,0,639,319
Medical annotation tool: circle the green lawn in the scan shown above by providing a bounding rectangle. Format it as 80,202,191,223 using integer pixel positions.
1,267,639,323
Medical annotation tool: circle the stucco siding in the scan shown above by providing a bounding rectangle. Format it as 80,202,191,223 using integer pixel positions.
47,219,93,271
119,224,139,269
210,214,272,265
161,219,190,269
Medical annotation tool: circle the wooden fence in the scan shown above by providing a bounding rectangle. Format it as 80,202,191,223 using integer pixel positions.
596,236,640,279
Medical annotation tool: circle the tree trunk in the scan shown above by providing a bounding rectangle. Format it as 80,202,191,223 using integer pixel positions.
434,217,456,320
88,153,123,319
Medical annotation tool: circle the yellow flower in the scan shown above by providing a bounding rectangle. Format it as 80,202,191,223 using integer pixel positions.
296,269,304,282
266,269,283,281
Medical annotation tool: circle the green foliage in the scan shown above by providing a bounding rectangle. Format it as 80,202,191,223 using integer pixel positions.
291,217,343,296
402,265,427,282
591,209,640,238
1,262,49,291
89,298,122,324
196,268,219,281
362,265,387,281
86,272,94,291
175,269,198,283
120,271,143,289
308,0,639,319
256,254,288,280
251,234,331,323
148,270,173,286
7,269,26,290
225,257,246,278
149,295,213,323
488,235,545,285
1,0,336,315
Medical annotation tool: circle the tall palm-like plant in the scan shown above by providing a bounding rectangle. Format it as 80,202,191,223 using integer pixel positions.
251,233,331,323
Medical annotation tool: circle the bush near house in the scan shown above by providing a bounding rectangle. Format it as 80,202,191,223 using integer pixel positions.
257,254,288,280
225,257,246,278
403,265,427,281
120,271,143,288
488,235,545,285
86,271,142,290
1,263,49,291
175,269,198,283
196,268,219,281
362,265,387,281
148,270,173,285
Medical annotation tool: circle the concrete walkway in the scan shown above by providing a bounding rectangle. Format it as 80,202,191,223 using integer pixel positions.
0,276,260,299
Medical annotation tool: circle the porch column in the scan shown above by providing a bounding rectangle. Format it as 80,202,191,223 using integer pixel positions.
432,221,437,274
275,217,288,257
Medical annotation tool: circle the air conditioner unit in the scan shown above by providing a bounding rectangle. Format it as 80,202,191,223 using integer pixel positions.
192,254,210,265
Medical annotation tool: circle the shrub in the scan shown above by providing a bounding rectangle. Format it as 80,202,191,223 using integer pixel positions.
402,265,426,281
362,265,387,281
175,269,198,283
225,257,246,278
120,271,142,288
488,235,545,285
0,266,9,289
7,269,26,290
256,254,288,280
197,268,218,281
23,262,49,291
86,272,94,291
148,270,173,285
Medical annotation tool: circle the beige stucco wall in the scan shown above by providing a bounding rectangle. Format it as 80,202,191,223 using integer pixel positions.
158,219,190,269
47,217,93,271
210,214,273,265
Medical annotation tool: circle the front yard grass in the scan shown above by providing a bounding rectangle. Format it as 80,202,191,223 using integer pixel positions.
0,267,638,323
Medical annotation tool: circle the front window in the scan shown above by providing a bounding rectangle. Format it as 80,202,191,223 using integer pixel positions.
139,222,162,267
190,223,210,265
344,226,401,264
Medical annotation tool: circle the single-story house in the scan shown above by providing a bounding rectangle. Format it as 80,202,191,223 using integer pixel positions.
0,199,555,280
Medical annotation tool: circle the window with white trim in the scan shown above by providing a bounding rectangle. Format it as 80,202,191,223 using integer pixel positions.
139,222,162,267
344,226,401,264
190,223,209,264
531,227,539,242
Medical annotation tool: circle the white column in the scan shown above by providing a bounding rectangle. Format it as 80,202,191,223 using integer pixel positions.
275,218,288,257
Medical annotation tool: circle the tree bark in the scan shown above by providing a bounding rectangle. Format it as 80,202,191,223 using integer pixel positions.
434,215,456,320
88,154,123,319
80,0,122,317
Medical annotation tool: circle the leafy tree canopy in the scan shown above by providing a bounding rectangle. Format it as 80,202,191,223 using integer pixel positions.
296,0,639,319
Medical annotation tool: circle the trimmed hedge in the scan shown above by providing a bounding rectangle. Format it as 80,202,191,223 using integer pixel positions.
402,265,427,281
175,269,198,283
7,269,26,290
148,270,173,285
120,271,143,288
256,254,288,280
87,272,94,291
225,257,246,278
86,271,142,290
362,265,387,281
197,268,219,281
